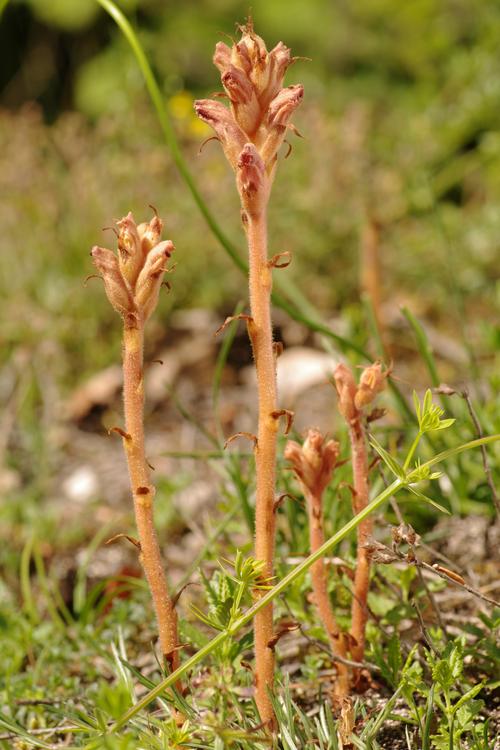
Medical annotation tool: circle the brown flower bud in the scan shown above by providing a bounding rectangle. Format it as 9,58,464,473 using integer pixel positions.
137,213,163,256
285,429,339,498
236,143,268,216
354,362,388,410
232,39,252,75
213,41,232,74
194,98,247,169
91,246,136,318
116,212,143,286
333,363,358,422
135,240,174,321
260,84,304,166
237,28,268,92
222,65,260,136
260,42,292,110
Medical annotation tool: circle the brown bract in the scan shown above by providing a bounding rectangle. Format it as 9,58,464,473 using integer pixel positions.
194,20,303,177
91,211,173,324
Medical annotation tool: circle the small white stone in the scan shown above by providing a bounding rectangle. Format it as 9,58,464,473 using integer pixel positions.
63,465,99,503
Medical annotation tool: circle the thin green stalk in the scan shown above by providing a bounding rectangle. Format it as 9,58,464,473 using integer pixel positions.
362,293,415,423
401,306,440,388
106,432,500,733
403,431,422,471
20,537,38,624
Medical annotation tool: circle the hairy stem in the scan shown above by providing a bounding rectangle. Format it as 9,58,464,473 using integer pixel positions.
348,417,371,668
246,208,277,725
122,323,180,679
305,488,350,697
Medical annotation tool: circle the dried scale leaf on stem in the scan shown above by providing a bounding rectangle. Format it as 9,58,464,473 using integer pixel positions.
285,430,350,698
333,361,389,683
195,19,303,726
91,211,182,687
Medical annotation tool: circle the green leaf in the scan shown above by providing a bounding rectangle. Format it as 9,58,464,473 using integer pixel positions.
406,485,451,514
432,418,456,431
423,388,433,415
432,658,454,690
453,683,485,714
369,435,406,479
413,390,422,424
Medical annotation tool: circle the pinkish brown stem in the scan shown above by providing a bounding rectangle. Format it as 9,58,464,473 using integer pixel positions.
347,417,371,668
245,207,278,726
122,323,181,681
304,487,350,697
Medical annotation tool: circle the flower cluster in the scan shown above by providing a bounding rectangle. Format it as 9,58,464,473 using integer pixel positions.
194,20,303,214
285,429,340,499
334,362,389,422
91,211,173,325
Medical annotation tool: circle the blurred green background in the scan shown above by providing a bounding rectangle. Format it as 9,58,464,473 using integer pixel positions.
0,0,499,561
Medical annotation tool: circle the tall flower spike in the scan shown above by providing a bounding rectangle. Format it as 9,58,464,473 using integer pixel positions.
90,209,182,705
194,21,304,727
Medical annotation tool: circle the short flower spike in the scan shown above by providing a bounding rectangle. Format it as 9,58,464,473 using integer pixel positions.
92,211,174,324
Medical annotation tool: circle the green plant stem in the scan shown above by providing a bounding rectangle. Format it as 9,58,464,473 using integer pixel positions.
107,433,500,733
402,306,440,388
404,431,422,471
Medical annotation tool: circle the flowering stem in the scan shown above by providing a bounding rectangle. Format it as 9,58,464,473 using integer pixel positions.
304,487,350,697
347,415,371,669
122,321,180,681
245,207,278,725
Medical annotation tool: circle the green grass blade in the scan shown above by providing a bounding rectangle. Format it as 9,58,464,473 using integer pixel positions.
0,0,10,19
401,306,440,388
20,536,38,624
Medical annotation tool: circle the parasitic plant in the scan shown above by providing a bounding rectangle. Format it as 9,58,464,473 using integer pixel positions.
91,211,181,683
285,430,350,698
194,20,303,724
333,362,388,677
